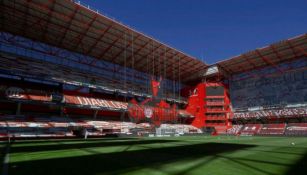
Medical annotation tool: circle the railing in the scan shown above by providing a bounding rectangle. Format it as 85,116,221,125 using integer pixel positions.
205,123,227,126
206,102,225,106
206,109,226,113
206,116,227,120
205,96,225,99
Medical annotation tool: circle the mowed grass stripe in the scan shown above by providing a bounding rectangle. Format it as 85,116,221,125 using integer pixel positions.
5,136,307,175
9,140,192,163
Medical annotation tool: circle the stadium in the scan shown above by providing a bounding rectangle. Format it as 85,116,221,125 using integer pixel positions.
0,0,307,175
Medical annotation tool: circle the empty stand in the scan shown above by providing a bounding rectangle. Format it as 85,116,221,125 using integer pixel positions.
285,123,307,136
0,114,204,139
257,124,286,136
226,125,243,135
240,124,262,136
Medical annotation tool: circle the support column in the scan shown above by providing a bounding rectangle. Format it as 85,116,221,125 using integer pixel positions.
16,102,21,115
93,110,98,119
60,106,64,117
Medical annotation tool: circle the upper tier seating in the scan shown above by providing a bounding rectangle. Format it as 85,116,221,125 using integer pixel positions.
1,55,187,103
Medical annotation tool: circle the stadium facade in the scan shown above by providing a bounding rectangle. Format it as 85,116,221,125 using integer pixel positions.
0,0,306,138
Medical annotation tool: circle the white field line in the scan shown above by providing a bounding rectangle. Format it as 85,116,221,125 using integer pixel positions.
2,143,10,175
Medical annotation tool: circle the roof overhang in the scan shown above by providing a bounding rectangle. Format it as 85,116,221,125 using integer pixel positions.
0,0,207,83
215,34,307,76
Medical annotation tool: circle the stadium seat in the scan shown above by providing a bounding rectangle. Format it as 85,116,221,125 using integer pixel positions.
240,124,262,136
285,123,307,136
257,124,286,135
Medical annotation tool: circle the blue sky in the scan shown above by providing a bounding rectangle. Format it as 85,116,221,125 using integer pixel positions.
83,0,307,64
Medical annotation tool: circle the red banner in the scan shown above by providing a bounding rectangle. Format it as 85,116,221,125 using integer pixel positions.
64,95,128,110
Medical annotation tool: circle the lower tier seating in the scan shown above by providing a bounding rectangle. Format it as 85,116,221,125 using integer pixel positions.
257,124,286,135
226,125,243,135
1,114,307,138
0,115,202,139
157,124,202,135
285,123,307,136
240,124,262,136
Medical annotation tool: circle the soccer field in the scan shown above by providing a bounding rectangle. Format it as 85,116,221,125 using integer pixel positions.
1,136,307,175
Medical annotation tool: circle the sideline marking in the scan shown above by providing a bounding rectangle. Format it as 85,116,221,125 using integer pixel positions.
2,143,10,175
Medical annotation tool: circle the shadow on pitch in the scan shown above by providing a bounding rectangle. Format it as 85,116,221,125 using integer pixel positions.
285,151,307,175
8,142,255,175
11,137,138,144
10,139,178,153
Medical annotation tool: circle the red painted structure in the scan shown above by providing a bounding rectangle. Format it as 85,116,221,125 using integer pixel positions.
128,78,178,127
185,82,232,129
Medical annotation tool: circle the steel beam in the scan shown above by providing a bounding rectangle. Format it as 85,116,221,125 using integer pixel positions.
86,23,113,56
58,4,80,46
123,39,152,66
134,43,163,67
41,0,56,42
286,40,300,58
255,49,283,73
286,40,307,57
98,33,125,60
111,34,141,62
73,13,98,51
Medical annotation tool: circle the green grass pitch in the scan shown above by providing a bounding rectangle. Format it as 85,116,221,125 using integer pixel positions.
1,136,307,175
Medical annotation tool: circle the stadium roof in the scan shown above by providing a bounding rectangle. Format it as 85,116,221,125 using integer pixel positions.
215,33,307,76
0,0,207,84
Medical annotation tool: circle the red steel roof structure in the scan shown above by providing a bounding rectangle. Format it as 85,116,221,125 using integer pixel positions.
216,34,307,77
0,0,306,82
0,0,207,83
